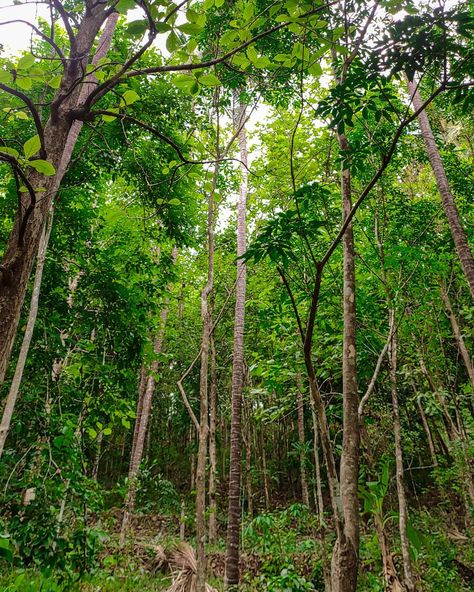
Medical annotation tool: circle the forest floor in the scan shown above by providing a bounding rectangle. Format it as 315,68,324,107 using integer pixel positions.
1,504,474,591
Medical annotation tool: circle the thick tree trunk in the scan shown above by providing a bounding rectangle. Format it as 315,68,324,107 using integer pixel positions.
225,94,248,589
331,134,360,592
0,12,118,451
0,212,52,457
296,371,310,506
0,7,116,386
389,311,415,591
407,80,474,299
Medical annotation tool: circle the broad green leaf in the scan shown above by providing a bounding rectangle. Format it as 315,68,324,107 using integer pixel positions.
116,0,135,13
23,134,41,158
127,19,148,36
0,69,12,83
28,159,56,176
168,198,181,205
16,76,32,90
0,146,19,158
198,73,221,87
17,54,35,70
178,22,204,35
122,89,140,105
48,75,62,89
166,31,181,52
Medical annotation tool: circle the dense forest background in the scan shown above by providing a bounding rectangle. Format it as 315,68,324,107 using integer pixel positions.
0,0,473,591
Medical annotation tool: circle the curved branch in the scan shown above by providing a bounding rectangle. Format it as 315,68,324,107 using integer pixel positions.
0,20,66,66
0,84,46,158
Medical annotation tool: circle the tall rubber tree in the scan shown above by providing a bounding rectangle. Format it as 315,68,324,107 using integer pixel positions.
224,91,248,589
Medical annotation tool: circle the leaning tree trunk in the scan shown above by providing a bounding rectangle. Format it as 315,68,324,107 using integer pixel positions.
407,80,474,299
120,290,173,545
389,310,415,592
225,93,248,589
0,6,116,386
440,286,474,392
0,10,118,455
331,132,360,592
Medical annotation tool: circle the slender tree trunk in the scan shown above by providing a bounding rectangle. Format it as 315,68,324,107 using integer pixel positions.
120,293,173,545
0,8,117,386
407,80,474,299
196,150,218,592
308,383,324,522
225,93,248,589
415,398,438,468
331,133,360,592
296,371,310,506
389,311,415,591
244,400,253,518
208,327,218,544
440,286,474,391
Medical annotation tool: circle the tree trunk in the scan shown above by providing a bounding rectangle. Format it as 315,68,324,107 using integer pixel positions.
440,286,474,391
0,7,117,386
225,93,248,589
331,133,360,592
0,12,118,451
296,371,310,506
120,290,173,545
308,381,324,521
389,311,415,591
407,80,474,299
196,151,218,592
415,397,438,468
208,326,218,544
0,212,52,457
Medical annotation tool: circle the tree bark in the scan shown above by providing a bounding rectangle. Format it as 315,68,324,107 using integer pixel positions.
225,93,248,589
208,325,218,544
120,267,174,545
196,150,218,591
0,12,119,452
407,80,474,299
0,6,116,386
440,286,474,392
331,133,360,592
389,311,415,592
296,371,310,506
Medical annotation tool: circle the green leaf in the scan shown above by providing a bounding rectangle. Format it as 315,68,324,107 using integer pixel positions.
0,146,19,159
18,54,35,70
198,73,221,87
173,74,198,94
178,22,204,35
23,134,41,159
166,31,181,52
122,89,140,105
155,22,172,33
28,159,56,176
103,427,112,436
16,76,32,90
102,108,119,122
0,69,12,83
48,75,62,89
127,19,148,37
168,198,181,205
116,0,135,13
215,0,224,7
